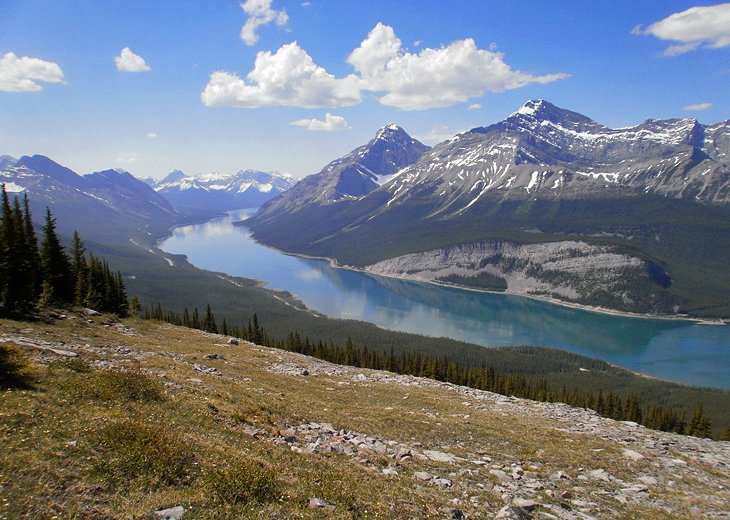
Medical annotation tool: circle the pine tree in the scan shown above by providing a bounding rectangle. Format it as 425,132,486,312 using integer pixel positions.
687,406,712,438
40,207,73,305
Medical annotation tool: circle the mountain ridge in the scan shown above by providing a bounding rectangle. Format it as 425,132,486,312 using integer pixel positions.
246,100,730,318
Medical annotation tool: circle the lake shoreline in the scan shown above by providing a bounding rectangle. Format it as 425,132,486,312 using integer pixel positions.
241,227,726,327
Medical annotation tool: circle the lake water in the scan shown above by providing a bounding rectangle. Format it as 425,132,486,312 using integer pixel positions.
159,209,730,390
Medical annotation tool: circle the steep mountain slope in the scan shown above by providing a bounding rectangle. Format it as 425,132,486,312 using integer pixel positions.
0,155,179,242
247,101,730,317
154,169,294,217
255,123,429,216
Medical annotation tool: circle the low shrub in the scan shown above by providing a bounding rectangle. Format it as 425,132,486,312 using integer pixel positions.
0,343,33,388
205,457,280,505
91,419,198,490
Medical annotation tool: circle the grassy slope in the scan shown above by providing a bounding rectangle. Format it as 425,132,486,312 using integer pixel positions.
1,315,728,518
81,238,730,437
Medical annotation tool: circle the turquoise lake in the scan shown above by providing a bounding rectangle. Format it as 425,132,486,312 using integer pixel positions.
159,210,730,390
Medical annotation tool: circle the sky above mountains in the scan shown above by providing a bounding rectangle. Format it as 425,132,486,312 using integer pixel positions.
1,1,729,179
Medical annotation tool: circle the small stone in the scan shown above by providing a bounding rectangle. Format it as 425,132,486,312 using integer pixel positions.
443,508,465,519
489,469,511,482
309,497,335,511
512,498,538,511
414,471,433,481
638,475,657,486
433,477,452,488
227,338,239,345
154,506,185,520
494,505,532,520
587,468,611,482
382,467,398,476
622,449,644,462
423,449,456,463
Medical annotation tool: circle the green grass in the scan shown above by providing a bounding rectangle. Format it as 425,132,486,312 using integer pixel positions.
1,315,727,518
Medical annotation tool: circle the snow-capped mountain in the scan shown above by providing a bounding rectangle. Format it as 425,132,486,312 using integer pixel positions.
246,101,730,316
153,169,294,216
255,123,429,217
379,99,729,214
0,155,179,241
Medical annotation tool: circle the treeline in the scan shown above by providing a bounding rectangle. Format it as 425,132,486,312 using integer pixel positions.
0,186,128,317
142,302,719,440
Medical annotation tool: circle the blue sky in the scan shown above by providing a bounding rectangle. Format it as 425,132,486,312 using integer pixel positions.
1,1,729,179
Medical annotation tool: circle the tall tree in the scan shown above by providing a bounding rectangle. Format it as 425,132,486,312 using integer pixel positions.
22,194,42,301
40,207,73,305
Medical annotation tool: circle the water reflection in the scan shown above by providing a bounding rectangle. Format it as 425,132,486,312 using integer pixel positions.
159,209,730,389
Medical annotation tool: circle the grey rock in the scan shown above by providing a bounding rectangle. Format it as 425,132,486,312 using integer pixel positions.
414,471,433,481
494,505,532,520
154,506,185,520
423,449,456,463
308,497,335,511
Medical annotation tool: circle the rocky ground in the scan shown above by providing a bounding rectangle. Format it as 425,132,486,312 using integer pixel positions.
1,314,729,518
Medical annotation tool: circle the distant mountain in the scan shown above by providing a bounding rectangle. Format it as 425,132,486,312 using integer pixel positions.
0,155,179,242
247,102,730,317
255,123,429,217
153,169,294,217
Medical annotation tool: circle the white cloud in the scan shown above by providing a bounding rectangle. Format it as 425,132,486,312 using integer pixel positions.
684,102,713,111
0,52,65,92
414,125,467,145
290,112,350,131
201,42,361,108
147,132,158,138
301,1,312,6
116,152,139,164
240,0,288,46
203,23,567,111
468,103,482,110
634,3,730,56
115,47,151,72
347,23,569,110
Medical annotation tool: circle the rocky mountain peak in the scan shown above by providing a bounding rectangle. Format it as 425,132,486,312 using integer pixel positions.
505,99,602,133
160,170,188,185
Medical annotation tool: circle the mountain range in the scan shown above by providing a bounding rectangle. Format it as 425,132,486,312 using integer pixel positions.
151,169,294,217
247,100,730,317
0,155,179,242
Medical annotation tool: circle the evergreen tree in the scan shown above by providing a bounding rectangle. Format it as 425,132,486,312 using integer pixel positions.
687,406,712,438
21,194,42,302
40,207,73,304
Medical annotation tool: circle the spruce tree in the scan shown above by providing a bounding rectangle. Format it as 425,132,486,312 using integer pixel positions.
40,207,73,305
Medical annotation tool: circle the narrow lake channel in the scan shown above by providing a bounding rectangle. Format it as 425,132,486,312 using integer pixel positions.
159,209,730,390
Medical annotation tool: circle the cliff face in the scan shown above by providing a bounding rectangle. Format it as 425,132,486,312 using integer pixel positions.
365,239,678,314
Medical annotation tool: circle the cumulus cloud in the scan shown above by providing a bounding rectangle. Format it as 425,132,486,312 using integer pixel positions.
201,42,361,108
0,52,65,92
115,47,151,72
147,132,158,138
684,102,713,111
633,3,730,56
347,23,568,110
203,23,567,110
468,103,482,110
290,112,350,131
241,0,288,46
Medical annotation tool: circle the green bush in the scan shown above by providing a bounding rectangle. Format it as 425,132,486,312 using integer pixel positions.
0,343,32,388
205,458,280,505
91,419,198,490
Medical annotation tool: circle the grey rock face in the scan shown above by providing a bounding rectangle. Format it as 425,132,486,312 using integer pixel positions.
382,100,730,212
255,124,429,216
